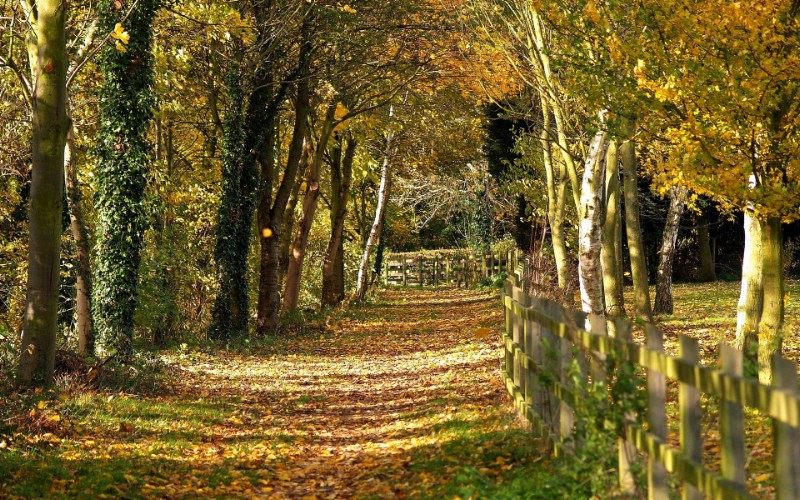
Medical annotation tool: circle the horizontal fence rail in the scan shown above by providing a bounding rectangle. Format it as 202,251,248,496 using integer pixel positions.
383,250,516,288
502,262,800,499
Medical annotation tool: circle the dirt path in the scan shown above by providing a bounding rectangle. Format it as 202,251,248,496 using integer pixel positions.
2,287,546,499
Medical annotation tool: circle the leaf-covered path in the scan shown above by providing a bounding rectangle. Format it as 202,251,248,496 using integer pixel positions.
2,288,551,499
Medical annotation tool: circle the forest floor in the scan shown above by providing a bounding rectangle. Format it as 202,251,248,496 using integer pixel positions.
3,281,796,498
0,287,568,499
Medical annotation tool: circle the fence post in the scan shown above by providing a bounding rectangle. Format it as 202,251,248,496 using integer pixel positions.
433,256,439,287
503,280,513,383
527,296,543,426
773,354,800,499
719,344,747,489
418,255,424,286
612,318,636,498
587,313,607,385
383,256,389,285
402,258,408,287
645,323,667,499
554,301,573,448
512,280,526,403
679,335,702,500
544,302,562,445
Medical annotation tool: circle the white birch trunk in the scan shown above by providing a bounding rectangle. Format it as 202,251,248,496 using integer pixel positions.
578,125,608,316
354,130,393,301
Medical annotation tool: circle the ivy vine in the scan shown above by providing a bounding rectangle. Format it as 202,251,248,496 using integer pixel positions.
92,0,160,358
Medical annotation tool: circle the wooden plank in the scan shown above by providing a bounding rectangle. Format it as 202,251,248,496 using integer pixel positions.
587,313,607,385
512,284,526,402
679,335,703,500
559,325,574,446
645,323,668,500
773,354,800,500
719,344,747,488
402,258,407,287
612,319,637,497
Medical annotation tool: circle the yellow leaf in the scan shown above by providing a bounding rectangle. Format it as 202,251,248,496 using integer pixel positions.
755,473,771,483
37,400,45,409
46,414,61,422
341,5,356,14
475,327,492,339
115,41,128,53
110,23,129,44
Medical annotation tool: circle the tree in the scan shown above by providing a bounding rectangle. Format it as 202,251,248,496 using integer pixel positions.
354,120,394,301
654,187,687,315
92,0,160,358
625,0,800,382
321,131,356,307
16,0,69,385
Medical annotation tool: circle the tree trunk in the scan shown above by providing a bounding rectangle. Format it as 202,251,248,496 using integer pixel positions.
602,141,624,317
758,217,783,385
255,55,312,335
93,0,160,357
18,0,68,385
735,206,784,384
736,206,763,372
210,68,250,339
620,119,653,322
530,11,581,213
354,130,393,302
697,209,716,281
278,153,308,285
539,101,570,291
282,103,338,312
578,126,607,316
654,187,687,315
322,132,356,308
64,126,94,356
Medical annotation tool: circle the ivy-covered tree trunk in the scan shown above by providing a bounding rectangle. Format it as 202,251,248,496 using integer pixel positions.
321,132,356,308
210,68,248,339
17,0,69,385
64,126,94,356
93,0,159,358
601,140,624,317
654,187,687,315
282,104,338,312
620,118,653,323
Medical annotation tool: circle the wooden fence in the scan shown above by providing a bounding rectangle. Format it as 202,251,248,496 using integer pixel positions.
383,250,515,287
502,264,800,499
